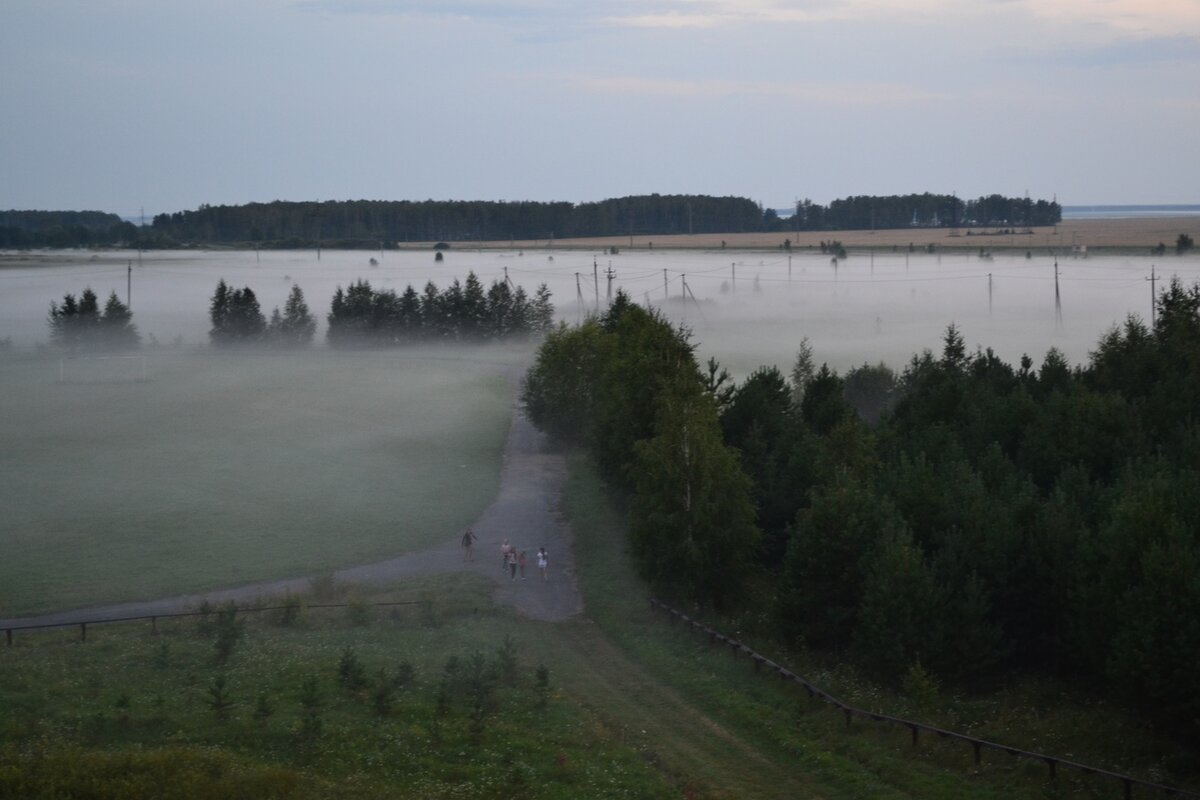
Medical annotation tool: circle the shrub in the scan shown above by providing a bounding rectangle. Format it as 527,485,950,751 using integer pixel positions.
206,675,235,721
391,660,415,690
372,669,394,716
495,635,518,681
212,604,244,665
253,693,274,722
346,597,373,627
337,647,369,692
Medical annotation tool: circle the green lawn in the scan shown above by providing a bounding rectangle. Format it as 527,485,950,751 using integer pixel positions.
0,346,518,616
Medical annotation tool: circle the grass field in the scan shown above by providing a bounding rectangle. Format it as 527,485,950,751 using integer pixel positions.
461,216,1200,254
1,452,1198,798
0,346,519,616
0,575,679,799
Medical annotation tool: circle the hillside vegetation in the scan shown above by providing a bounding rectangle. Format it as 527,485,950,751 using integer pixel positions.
521,278,1200,750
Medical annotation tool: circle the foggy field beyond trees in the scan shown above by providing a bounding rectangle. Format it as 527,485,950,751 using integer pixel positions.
3,248,1198,374
0,347,518,615
1,246,1197,614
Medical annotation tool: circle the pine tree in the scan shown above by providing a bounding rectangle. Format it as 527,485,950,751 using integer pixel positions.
268,284,316,347
98,291,140,350
531,283,554,332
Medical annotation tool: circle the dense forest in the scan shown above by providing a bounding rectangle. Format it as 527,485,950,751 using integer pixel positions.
0,210,142,248
148,195,766,246
521,279,1200,734
787,193,1062,230
3,193,1061,248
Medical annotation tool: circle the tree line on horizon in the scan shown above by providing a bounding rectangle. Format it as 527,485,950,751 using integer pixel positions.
4,192,1062,249
521,278,1200,734
0,210,143,249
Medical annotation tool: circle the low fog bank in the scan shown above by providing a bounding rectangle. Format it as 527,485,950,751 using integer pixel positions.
1,248,1197,378
0,345,521,614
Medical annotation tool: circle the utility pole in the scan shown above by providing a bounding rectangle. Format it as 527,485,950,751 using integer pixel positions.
731,263,736,295
127,260,132,309
988,273,993,317
788,254,792,285
1147,265,1159,327
575,272,583,324
1054,259,1063,331
605,265,615,304
663,268,668,302
593,258,600,312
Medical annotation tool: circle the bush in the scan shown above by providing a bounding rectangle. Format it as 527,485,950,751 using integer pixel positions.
346,597,373,627
337,647,370,692
212,604,244,665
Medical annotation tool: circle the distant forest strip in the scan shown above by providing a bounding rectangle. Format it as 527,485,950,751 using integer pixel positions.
0,210,138,248
2,193,1061,249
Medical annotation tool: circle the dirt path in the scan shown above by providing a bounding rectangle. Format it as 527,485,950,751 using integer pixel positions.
0,385,582,630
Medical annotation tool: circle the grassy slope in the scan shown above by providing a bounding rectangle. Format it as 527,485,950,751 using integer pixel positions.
0,348,516,615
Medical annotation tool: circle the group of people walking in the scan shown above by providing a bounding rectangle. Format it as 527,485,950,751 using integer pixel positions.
461,528,549,583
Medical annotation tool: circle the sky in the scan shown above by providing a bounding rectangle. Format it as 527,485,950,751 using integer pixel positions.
2,0,1198,217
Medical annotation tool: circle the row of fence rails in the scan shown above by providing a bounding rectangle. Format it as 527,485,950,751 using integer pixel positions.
3,599,433,646
648,597,1199,800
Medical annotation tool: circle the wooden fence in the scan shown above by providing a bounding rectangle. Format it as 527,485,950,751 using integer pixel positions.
649,597,1198,800
3,600,431,647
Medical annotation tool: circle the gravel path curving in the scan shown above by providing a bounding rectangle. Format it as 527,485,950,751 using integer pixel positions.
0,380,583,630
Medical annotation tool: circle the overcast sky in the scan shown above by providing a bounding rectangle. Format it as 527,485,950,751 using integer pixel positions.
2,0,1198,216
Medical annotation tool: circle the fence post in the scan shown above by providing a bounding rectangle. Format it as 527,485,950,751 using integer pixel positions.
5,629,10,647
151,616,157,635
909,724,919,747
80,623,87,643
1044,758,1056,779
971,741,981,765
1122,779,1131,800
844,708,852,728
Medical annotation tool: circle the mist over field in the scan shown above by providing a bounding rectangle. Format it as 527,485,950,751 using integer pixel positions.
2,245,1197,613
3,247,1195,374
0,345,517,615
